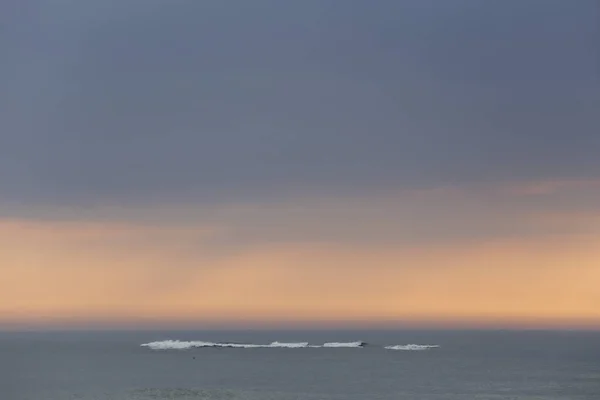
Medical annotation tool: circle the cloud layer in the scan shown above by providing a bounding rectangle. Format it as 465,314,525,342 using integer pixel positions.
1,1,598,328
1,0,598,207
2,182,599,328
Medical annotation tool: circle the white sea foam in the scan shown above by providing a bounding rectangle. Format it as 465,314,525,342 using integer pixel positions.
268,341,310,348
141,340,216,350
217,343,263,348
322,341,366,348
141,340,439,351
384,344,439,351
141,340,365,350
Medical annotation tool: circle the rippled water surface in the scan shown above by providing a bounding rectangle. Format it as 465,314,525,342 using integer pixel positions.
2,330,599,399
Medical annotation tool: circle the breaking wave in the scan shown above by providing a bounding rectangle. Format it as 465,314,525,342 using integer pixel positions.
141,340,438,351
270,341,311,348
323,341,366,348
141,340,367,350
384,344,440,351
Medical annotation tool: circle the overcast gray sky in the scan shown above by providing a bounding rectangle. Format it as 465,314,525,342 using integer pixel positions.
3,1,600,330
1,0,598,208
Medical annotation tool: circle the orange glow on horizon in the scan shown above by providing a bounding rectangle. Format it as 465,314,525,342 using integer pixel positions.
2,213,599,330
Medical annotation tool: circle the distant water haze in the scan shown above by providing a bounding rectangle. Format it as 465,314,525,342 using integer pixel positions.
3,330,600,399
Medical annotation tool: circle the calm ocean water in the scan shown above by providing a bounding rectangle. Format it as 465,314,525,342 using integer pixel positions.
2,330,599,399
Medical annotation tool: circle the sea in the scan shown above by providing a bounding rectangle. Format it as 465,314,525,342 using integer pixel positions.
2,329,599,399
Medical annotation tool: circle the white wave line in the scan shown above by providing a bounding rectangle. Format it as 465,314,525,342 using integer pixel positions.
140,340,368,350
322,341,365,348
384,344,440,351
141,340,440,350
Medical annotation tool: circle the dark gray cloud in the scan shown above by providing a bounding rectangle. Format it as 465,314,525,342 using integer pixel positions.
1,0,598,207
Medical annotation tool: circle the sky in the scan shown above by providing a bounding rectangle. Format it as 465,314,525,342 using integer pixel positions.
1,0,599,330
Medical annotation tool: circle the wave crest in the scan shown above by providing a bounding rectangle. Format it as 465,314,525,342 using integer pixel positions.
141,340,367,350
269,341,310,348
140,340,437,351
322,341,366,348
384,344,439,351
